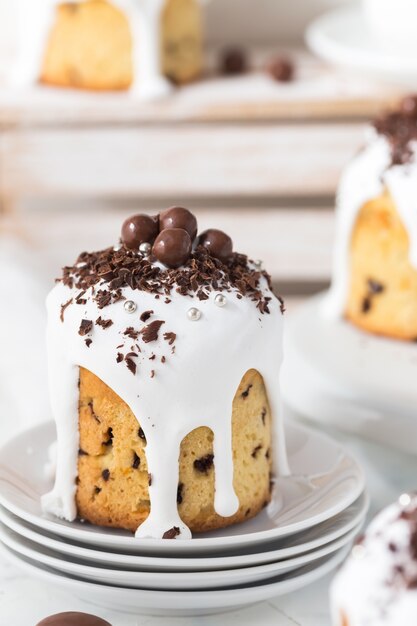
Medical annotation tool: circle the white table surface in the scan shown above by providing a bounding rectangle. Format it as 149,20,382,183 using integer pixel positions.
1,420,416,626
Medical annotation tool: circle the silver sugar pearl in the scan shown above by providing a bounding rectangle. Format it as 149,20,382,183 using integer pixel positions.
399,493,412,507
214,294,227,307
113,244,122,252
124,300,137,314
139,242,152,256
254,260,263,271
187,307,201,321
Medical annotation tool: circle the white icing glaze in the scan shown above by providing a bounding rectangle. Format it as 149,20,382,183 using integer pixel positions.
9,0,172,100
331,495,417,626
322,129,417,319
41,265,288,539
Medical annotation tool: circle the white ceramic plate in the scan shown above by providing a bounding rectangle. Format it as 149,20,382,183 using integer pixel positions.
0,492,368,571
0,421,364,554
1,542,351,616
281,294,417,455
306,6,417,87
0,521,360,590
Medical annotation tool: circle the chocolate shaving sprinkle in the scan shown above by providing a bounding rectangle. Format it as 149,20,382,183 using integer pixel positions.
59,245,280,315
140,310,154,322
126,357,137,375
141,320,165,343
85,338,92,348
124,327,139,340
132,452,141,469
60,298,73,322
194,454,214,474
78,319,93,336
177,483,184,505
96,316,113,329
161,355,166,363
374,105,417,166
163,332,176,346
116,352,124,363
163,526,180,540
102,469,110,481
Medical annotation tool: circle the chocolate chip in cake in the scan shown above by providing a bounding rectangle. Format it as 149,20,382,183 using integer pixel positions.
102,469,110,482
265,448,270,459
148,473,152,486
252,445,263,459
78,448,88,456
194,454,214,474
261,408,267,425
177,483,184,504
241,384,253,399
138,427,146,442
361,296,372,314
245,508,251,517
163,526,180,539
103,427,113,447
132,452,141,469
368,278,385,295
94,486,102,495
88,401,100,423
140,310,154,322
79,319,93,336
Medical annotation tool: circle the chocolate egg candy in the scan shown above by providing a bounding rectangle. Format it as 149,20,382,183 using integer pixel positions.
36,612,112,626
266,56,294,83
153,228,192,268
121,214,159,249
159,206,198,241
198,229,233,263
220,47,248,75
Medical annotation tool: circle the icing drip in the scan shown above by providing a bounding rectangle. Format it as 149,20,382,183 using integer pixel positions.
331,495,417,626
42,267,288,539
8,0,172,100
323,129,417,319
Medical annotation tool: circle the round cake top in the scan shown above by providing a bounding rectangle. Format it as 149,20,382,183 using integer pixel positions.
36,612,111,626
331,493,417,626
59,206,283,318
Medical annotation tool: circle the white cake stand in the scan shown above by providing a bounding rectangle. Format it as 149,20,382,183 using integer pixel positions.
281,294,417,455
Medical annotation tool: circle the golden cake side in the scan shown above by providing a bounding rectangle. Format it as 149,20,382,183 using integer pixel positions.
77,367,273,533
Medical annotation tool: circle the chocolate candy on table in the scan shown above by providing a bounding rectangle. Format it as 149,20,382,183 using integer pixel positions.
36,612,112,626
121,214,159,249
266,56,294,83
159,206,198,241
153,228,192,268
220,47,248,75
198,229,233,263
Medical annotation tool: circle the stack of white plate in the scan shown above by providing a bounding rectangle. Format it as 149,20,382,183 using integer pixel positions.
0,420,368,616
